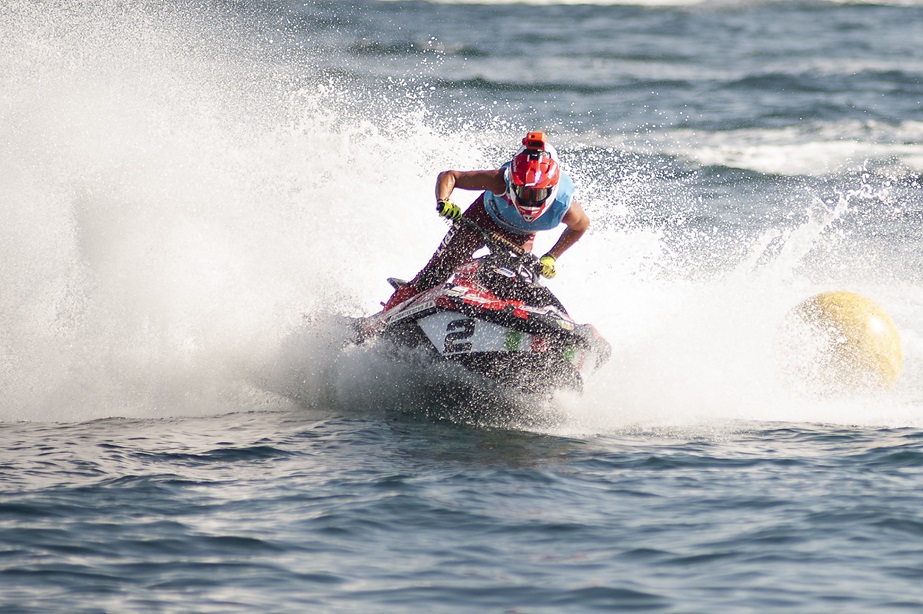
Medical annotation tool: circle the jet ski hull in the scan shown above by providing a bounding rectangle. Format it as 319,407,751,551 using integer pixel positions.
357,271,610,394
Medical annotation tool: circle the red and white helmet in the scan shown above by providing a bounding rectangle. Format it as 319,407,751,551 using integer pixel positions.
506,131,560,222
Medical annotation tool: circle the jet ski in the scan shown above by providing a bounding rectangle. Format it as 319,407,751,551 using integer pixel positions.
354,218,611,395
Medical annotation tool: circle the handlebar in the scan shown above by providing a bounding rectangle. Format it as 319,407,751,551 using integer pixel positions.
457,216,541,284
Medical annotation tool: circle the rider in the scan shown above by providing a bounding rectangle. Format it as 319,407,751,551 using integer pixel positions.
382,131,590,312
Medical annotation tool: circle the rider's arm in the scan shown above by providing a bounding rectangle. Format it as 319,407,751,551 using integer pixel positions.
545,201,590,260
436,169,507,201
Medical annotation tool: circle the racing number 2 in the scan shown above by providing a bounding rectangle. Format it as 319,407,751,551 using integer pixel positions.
444,318,475,354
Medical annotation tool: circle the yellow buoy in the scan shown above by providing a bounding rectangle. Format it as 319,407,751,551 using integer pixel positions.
788,291,902,390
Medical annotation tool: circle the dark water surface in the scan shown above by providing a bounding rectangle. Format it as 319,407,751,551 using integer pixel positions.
3,413,923,612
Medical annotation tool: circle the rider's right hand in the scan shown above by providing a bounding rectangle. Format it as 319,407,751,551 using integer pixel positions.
436,199,462,221
538,254,557,279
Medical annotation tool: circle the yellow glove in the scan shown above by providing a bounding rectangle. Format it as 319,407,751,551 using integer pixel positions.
436,199,462,221
539,254,557,279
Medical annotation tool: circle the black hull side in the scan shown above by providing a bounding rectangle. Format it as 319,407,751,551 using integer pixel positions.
377,316,586,394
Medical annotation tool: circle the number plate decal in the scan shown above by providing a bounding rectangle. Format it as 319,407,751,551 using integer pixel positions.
418,312,531,356
443,318,475,354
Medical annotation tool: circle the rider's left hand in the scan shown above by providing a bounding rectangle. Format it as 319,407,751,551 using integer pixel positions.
539,254,557,279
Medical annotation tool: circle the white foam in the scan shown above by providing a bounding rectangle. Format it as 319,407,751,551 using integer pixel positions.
616,121,923,176
0,2,448,421
546,198,923,434
2,1,921,430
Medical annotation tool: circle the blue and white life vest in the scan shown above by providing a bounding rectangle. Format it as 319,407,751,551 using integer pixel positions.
483,163,575,235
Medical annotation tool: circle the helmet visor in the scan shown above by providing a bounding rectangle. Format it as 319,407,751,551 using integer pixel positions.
513,184,553,207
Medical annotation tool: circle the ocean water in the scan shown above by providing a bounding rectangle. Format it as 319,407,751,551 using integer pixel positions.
2,0,923,611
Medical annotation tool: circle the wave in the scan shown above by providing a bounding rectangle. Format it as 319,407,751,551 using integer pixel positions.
592,120,923,176
0,0,519,423
0,0,419,422
349,38,488,58
432,76,621,95
3,0,922,430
